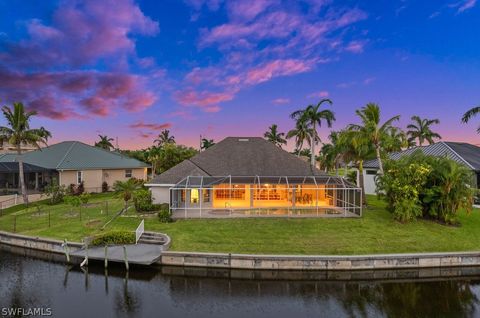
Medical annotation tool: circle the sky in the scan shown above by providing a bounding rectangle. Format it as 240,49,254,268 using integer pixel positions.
0,0,479,150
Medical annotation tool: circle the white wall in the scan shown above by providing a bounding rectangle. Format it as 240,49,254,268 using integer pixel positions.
151,186,171,204
357,169,378,195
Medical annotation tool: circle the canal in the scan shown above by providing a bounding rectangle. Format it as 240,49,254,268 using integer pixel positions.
1,246,480,318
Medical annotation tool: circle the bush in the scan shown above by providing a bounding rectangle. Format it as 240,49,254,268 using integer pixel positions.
44,179,66,205
133,189,155,212
102,181,109,193
67,184,76,195
377,151,476,224
158,207,172,223
80,193,91,205
91,231,135,246
76,182,85,195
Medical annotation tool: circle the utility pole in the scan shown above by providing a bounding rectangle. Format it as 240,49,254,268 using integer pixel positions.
199,134,202,152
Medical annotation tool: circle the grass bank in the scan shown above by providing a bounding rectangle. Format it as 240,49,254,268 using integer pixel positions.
1,195,479,255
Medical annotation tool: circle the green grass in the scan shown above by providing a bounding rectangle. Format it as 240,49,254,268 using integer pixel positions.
2,194,480,255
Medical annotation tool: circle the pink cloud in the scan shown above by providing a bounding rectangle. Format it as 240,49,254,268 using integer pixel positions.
227,0,276,21
307,91,329,98
345,40,365,53
363,77,376,85
245,59,312,84
272,98,290,105
174,89,235,111
458,0,476,12
129,121,172,130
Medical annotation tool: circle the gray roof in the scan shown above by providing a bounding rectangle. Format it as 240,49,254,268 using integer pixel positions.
0,141,149,170
0,162,50,173
363,142,480,171
149,137,327,185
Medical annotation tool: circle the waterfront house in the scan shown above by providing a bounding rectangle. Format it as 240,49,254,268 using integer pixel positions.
0,141,149,193
146,137,362,218
360,141,480,195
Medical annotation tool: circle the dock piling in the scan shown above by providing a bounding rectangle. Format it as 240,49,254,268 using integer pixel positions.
123,245,129,271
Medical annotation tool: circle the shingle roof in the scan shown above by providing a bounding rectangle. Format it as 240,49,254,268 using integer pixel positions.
149,137,327,185
0,141,149,170
363,141,479,170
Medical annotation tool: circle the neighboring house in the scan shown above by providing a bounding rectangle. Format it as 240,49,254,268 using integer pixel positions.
361,141,480,195
0,141,148,193
146,137,361,218
0,142,38,154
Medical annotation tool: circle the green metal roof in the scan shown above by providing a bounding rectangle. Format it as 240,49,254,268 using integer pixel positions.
0,141,149,170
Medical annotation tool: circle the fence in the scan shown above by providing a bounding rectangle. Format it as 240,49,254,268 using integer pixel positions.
0,198,127,235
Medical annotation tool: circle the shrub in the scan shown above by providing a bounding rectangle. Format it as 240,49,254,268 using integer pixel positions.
91,231,135,246
377,154,430,222
80,193,91,205
133,189,155,212
102,181,109,193
44,179,66,205
67,184,76,195
158,207,172,223
377,151,476,224
76,182,85,195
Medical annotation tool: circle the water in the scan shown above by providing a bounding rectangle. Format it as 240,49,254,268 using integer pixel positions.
1,246,480,318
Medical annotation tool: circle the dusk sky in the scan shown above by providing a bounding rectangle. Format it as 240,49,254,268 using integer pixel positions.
0,0,479,150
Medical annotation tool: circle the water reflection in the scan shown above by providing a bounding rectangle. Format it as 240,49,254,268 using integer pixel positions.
1,245,480,318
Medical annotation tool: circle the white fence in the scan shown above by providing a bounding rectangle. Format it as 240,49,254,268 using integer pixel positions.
135,219,145,244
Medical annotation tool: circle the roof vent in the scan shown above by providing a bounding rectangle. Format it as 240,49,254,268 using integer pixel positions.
238,138,249,142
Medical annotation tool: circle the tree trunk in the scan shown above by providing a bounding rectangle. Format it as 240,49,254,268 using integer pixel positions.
17,147,28,205
310,124,316,169
358,160,367,206
376,146,384,175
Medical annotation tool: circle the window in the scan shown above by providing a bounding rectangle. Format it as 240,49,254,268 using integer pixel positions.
190,189,199,203
214,184,245,200
125,169,132,178
253,185,286,201
77,171,83,184
203,189,210,203
365,170,377,175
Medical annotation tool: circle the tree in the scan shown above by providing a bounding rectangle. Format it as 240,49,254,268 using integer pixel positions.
0,102,51,204
287,117,314,156
264,124,287,148
113,178,142,209
154,129,175,146
290,99,335,167
146,146,161,175
383,127,409,153
156,143,198,173
406,116,441,146
201,138,215,151
95,135,114,150
318,131,343,174
461,106,480,133
337,129,373,206
348,103,400,175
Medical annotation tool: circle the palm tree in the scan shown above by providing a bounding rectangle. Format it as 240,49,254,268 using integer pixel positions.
94,135,114,150
113,178,142,209
462,106,480,133
406,116,441,146
290,99,335,168
0,102,51,204
201,138,215,151
383,127,409,153
154,129,175,146
287,117,314,156
337,129,372,206
264,124,287,148
146,146,161,176
348,103,400,175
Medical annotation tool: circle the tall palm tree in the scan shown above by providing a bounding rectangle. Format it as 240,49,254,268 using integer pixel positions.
154,129,175,146
200,138,215,151
337,129,372,206
383,127,409,153
113,178,142,209
406,116,441,146
287,117,314,156
290,99,335,168
146,146,161,176
348,103,400,175
264,124,287,148
462,106,480,133
94,135,114,150
0,103,51,204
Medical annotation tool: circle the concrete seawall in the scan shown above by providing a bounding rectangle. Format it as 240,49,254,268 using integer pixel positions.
3,230,480,271
159,251,480,271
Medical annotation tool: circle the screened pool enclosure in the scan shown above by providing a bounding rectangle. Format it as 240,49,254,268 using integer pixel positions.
170,175,362,218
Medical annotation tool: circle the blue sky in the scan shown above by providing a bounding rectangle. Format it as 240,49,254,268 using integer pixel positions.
0,0,479,149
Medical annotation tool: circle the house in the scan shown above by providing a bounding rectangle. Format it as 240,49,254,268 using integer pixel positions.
361,141,480,195
0,141,149,193
0,142,38,154
146,137,362,218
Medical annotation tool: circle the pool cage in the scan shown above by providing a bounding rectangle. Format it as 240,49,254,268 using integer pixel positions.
169,175,362,218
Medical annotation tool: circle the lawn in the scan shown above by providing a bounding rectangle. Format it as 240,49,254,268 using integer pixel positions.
1,195,480,255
